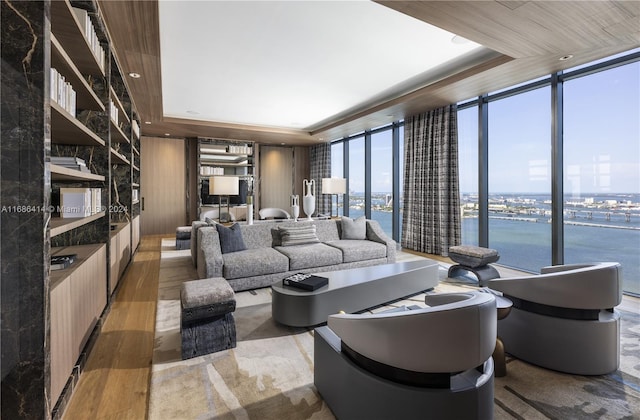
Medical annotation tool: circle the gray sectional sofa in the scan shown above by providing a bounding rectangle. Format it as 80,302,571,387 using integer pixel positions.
193,218,396,292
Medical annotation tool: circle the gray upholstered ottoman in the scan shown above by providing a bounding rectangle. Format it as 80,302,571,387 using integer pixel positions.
448,245,500,286
181,277,237,359
176,226,191,250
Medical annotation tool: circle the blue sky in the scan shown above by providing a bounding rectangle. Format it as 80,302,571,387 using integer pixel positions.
460,60,639,195
335,54,639,196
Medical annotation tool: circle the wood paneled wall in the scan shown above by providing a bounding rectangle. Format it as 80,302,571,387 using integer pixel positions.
259,146,294,211
140,137,187,234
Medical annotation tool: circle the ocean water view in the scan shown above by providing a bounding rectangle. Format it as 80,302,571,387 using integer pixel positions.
343,192,640,296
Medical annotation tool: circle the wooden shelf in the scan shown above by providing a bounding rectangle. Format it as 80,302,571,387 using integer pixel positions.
201,162,253,169
50,0,104,77
132,164,139,172
51,101,105,147
110,148,130,165
50,211,106,237
51,35,104,112
51,164,105,182
132,200,140,205
132,145,140,155
110,119,130,144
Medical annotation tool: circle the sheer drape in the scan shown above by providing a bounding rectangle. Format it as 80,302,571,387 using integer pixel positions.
309,143,331,216
401,105,461,256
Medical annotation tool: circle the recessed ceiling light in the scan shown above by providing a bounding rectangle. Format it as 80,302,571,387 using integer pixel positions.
128,72,141,79
451,35,470,44
164,133,170,136
559,54,574,61
144,121,151,125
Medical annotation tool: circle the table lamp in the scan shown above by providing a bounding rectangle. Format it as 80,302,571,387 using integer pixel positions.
322,178,346,218
210,176,239,222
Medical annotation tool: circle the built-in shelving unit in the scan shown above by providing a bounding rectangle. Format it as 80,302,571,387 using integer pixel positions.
197,137,257,220
38,0,141,416
1,0,144,418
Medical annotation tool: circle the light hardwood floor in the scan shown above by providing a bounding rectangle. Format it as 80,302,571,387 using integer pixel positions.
62,235,164,419
62,238,639,419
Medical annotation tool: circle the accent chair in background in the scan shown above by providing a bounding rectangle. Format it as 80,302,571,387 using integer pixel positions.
258,207,291,220
488,262,622,375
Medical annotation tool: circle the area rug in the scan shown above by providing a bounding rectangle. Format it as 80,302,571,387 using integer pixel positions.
149,239,640,419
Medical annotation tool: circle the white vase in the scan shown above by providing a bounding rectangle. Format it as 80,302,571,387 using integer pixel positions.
302,179,315,220
291,195,300,221
247,203,253,225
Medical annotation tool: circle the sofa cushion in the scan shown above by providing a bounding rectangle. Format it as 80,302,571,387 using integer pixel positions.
326,240,387,263
275,243,343,270
341,216,366,240
216,223,247,254
222,248,289,279
279,224,320,246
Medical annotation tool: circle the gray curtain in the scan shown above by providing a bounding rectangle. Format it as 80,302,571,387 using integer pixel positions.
401,105,461,256
309,143,331,216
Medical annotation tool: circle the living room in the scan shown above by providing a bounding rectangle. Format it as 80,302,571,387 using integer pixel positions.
1,1,639,419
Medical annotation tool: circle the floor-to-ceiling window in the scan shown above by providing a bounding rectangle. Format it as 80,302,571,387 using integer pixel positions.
347,136,365,218
370,129,393,236
488,87,552,272
458,48,639,295
330,124,403,241
398,125,405,242
331,141,344,216
458,105,479,246
563,60,640,295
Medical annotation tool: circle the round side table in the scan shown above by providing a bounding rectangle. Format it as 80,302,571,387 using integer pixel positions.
493,295,513,377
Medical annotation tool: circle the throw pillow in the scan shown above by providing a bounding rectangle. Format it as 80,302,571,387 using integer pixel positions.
341,216,366,240
216,223,247,254
279,225,320,247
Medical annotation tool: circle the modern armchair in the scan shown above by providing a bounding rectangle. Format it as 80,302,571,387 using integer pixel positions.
314,292,496,420
258,207,291,220
488,262,622,375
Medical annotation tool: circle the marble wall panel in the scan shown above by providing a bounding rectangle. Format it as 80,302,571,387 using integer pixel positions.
1,1,50,418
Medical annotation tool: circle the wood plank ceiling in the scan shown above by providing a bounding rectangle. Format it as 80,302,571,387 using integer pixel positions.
98,1,639,145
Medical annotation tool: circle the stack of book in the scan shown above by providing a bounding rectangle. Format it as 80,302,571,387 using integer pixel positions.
51,156,91,173
109,101,119,126
283,273,329,291
50,68,76,117
51,254,77,271
58,187,102,218
201,166,225,176
72,7,106,72
132,120,140,138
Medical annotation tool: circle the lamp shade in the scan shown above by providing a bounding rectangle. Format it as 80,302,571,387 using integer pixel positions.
210,176,239,195
322,178,346,195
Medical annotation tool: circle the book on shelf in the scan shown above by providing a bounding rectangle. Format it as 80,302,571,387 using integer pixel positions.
283,273,329,291
58,187,102,218
110,101,119,125
51,254,77,271
72,7,106,73
51,156,91,173
50,68,76,117
132,120,140,138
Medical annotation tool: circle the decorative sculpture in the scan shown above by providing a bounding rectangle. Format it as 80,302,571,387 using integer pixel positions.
291,194,300,222
302,179,315,220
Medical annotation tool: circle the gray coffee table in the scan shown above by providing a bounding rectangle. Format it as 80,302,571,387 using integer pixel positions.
271,259,439,327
